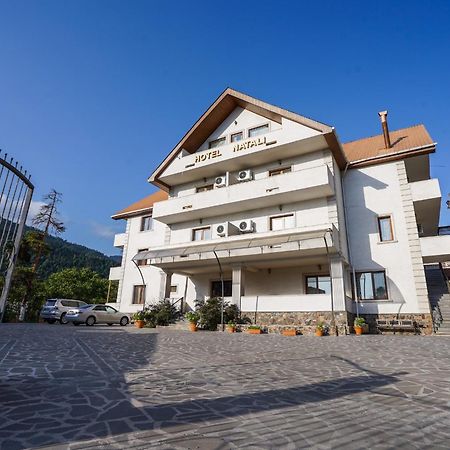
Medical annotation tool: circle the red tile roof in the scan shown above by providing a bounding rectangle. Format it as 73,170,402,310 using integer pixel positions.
343,124,434,164
112,190,168,219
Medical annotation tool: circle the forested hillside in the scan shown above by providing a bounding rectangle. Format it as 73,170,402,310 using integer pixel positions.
25,226,120,278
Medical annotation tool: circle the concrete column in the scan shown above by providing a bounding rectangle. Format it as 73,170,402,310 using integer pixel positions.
232,265,245,307
163,271,173,300
330,257,346,312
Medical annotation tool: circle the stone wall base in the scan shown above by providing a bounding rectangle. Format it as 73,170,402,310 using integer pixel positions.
239,311,433,335
242,311,350,336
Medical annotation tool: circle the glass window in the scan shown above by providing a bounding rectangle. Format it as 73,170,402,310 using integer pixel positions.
132,285,146,305
270,214,295,231
269,167,292,177
211,280,232,297
196,185,214,193
141,215,153,232
378,216,393,241
170,285,178,294
208,137,226,149
106,306,117,313
94,305,107,311
192,227,211,241
231,132,243,142
137,248,149,266
248,124,269,138
356,271,388,300
306,275,331,294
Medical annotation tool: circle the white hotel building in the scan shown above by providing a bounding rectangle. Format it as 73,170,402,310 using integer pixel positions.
109,88,450,334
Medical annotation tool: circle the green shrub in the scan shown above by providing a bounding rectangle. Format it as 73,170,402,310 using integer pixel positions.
149,299,180,326
185,311,199,323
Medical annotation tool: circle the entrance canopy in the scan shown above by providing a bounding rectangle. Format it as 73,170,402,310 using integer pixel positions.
133,225,339,272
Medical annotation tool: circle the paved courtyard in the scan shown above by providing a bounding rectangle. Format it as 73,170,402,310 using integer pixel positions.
1,325,450,449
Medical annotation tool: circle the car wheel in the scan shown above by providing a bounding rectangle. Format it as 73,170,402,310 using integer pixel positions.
120,316,129,326
85,316,96,327
107,323,113,326
73,322,80,326
47,319,56,324
60,313,68,325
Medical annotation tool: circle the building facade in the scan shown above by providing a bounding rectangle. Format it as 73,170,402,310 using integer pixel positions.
109,89,450,334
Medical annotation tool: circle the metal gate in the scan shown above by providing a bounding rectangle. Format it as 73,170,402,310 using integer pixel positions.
0,152,34,321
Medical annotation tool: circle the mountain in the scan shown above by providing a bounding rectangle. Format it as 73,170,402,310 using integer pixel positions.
25,226,119,279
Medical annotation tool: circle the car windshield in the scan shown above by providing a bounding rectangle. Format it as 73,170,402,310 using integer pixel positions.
80,305,92,309
45,300,57,306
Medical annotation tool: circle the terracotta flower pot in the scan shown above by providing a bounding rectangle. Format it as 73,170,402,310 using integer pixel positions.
282,329,297,336
188,322,198,332
315,329,324,337
134,320,145,329
354,326,363,335
226,326,236,333
247,328,262,334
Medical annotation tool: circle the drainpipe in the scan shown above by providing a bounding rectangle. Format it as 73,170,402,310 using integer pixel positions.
341,162,360,319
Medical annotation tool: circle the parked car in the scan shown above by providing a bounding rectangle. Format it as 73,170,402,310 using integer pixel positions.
40,299,88,324
65,304,130,327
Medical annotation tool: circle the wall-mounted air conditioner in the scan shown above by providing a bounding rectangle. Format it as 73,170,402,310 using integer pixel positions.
238,220,255,233
236,169,253,182
214,174,227,188
216,222,239,238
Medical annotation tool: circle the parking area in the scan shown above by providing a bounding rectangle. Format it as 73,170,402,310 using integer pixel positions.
1,324,450,449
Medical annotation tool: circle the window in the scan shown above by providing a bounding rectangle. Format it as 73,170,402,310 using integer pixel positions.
196,185,214,193
170,285,178,294
93,305,106,311
356,271,388,300
231,132,243,142
137,248,149,266
248,123,269,138
269,167,292,177
192,226,211,241
306,275,331,295
378,216,393,242
270,214,295,231
211,280,232,297
132,285,146,304
106,306,118,313
141,215,153,232
208,137,226,149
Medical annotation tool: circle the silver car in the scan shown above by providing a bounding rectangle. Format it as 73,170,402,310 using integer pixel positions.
40,299,88,324
65,304,130,327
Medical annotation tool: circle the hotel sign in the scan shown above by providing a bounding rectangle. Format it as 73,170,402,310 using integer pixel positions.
193,137,267,165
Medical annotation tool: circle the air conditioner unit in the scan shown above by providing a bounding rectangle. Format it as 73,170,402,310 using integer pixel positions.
238,219,255,233
236,169,253,182
214,174,227,188
216,222,239,237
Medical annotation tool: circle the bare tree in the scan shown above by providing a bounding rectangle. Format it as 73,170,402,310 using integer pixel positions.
31,189,65,273
19,190,65,320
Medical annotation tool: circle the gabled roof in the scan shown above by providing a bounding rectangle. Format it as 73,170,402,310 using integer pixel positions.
112,190,168,220
343,124,436,167
148,88,343,191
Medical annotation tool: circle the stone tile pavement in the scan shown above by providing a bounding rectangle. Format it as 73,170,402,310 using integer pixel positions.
1,324,450,449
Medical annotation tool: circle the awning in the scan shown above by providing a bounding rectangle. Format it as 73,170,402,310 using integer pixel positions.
132,226,337,262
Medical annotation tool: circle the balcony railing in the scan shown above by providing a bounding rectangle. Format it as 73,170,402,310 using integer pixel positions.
113,233,127,248
109,266,122,281
153,164,334,224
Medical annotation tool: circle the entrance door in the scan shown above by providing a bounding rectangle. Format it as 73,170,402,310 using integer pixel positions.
211,280,232,297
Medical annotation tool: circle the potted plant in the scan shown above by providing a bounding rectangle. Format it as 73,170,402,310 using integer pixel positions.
315,322,326,336
226,321,236,333
185,311,199,332
133,310,146,328
354,317,365,335
282,328,297,336
247,325,263,335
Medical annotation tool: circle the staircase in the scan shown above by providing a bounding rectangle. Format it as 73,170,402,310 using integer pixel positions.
425,264,450,334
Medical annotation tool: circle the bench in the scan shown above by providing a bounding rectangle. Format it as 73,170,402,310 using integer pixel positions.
375,319,420,333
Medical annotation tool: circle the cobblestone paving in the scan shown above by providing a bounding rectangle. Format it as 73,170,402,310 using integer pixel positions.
1,324,450,449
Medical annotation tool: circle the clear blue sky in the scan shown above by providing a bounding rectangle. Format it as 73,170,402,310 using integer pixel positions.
0,0,449,255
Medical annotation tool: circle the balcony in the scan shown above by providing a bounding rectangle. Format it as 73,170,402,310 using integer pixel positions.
153,164,334,224
109,266,122,280
113,233,127,248
420,235,450,263
410,179,441,236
